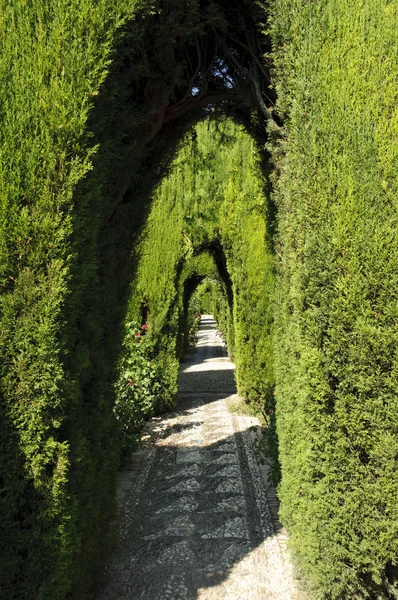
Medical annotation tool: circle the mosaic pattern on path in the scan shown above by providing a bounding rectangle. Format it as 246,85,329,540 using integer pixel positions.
96,316,301,600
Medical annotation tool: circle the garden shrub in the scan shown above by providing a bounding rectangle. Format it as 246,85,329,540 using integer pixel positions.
271,0,398,597
114,321,165,457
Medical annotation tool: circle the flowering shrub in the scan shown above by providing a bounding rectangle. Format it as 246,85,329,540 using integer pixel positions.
114,321,164,457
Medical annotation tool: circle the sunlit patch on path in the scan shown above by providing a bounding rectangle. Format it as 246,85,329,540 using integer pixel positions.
96,316,301,599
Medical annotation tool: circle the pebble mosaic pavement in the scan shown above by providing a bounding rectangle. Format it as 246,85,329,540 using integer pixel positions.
96,316,302,600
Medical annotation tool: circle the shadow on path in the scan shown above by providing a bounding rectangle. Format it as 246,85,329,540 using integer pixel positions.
95,316,300,600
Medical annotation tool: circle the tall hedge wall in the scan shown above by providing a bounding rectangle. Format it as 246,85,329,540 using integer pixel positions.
271,0,398,597
5,0,398,597
0,2,139,597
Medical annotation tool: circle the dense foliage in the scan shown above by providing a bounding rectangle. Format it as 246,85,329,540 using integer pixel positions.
0,1,272,596
114,321,165,457
121,119,275,430
0,2,139,597
271,0,398,597
193,279,230,343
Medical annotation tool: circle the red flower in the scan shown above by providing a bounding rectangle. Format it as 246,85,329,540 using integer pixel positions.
134,333,140,338
141,324,148,331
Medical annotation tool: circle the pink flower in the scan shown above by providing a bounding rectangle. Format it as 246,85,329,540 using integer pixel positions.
134,333,140,338
128,379,134,386
141,324,148,331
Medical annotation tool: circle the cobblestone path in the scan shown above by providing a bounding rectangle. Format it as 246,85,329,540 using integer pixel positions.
96,316,301,600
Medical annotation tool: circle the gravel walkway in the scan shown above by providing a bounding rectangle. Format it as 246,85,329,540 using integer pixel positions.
96,316,301,600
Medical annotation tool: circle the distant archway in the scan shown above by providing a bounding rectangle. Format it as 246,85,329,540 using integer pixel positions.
179,243,233,354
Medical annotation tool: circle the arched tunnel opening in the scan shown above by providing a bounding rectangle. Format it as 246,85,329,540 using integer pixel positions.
179,242,234,357
117,115,274,439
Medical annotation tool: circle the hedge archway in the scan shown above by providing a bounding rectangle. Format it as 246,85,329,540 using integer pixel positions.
0,3,276,597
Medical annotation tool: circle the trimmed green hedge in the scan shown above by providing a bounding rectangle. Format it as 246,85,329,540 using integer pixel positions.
194,278,230,344
217,123,275,410
0,1,139,597
6,0,398,597
271,0,398,597
0,1,275,594
122,119,275,421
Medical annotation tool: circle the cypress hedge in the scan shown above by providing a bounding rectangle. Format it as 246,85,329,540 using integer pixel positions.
6,0,398,597
0,0,272,596
121,119,275,421
0,2,141,597
271,0,398,597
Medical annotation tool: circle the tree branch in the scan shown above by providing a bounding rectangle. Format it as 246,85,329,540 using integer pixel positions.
220,42,274,119
164,91,235,123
